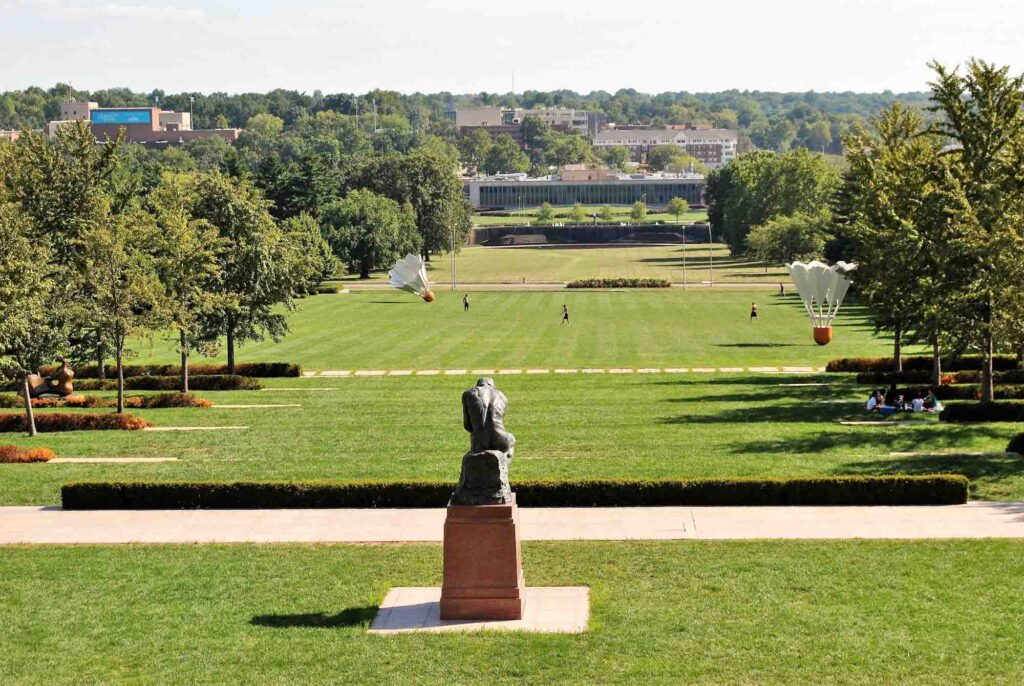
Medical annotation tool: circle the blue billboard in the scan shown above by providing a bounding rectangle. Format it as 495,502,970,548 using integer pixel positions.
91,109,152,125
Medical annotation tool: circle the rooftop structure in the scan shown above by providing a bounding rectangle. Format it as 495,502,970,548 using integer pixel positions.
593,128,738,168
51,101,239,146
453,106,596,145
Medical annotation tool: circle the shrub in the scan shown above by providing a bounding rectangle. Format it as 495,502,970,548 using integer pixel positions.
566,278,671,289
60,475,969,510
129,393,213,409
829,355,1018,373
73,375,262,392
314,284,344,294
1007,433,1024,454
38,362,300,379
940,401,1024,423
0,413,152,433
0,445,55,463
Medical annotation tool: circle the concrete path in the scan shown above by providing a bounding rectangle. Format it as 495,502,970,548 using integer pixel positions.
301,366,826,377
2,503,1022,545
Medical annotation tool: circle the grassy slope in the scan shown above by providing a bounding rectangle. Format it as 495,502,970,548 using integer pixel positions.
128,291,906,370
2,541,1022,685
2,374,1019,505
337,244,787,284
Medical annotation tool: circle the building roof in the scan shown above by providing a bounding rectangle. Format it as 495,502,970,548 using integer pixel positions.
594,128,737,144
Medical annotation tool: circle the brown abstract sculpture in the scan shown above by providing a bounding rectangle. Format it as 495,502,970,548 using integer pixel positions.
440,377,525,620
20,360,75,398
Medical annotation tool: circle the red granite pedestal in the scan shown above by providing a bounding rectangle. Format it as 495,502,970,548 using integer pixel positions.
439,495,525,620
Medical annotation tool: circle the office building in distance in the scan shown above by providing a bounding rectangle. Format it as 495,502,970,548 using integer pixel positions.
593,126,738,168
451,106,603,144
464,168,704,210
49,101,240,147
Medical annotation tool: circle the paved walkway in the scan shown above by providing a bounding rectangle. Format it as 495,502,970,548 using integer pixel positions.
303,366,826,378
2,503,1022,545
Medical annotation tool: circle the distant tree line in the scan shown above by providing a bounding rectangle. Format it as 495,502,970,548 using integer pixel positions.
1,84,938,162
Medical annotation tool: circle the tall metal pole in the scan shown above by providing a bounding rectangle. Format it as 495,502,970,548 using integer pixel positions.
450,222,457,291
708,224,714,287
682,237,687,291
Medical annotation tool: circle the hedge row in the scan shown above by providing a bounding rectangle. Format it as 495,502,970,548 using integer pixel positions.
940,402,1024,423
856,369,1024,385
0,413,152,433
1008,434,1024,454
0,445,55,463
37,362,300,379
829,355,1019,373
566,278,671,289
60,475,969,510
0,393,212,409
74,375,262,392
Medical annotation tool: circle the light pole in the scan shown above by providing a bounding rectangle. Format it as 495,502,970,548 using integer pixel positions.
189,95,194,124
708,224,714,287
682,233,687,291
450,222,458,291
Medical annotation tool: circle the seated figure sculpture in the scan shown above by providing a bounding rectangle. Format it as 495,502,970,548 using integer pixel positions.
21,359,75,399
451,377,516,505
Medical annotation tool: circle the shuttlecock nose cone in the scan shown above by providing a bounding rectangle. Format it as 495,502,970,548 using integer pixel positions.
422,290,435,303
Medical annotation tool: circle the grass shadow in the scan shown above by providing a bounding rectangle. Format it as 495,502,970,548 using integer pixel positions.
830,452,1024,498
250,606,378,629
730,423,1008,456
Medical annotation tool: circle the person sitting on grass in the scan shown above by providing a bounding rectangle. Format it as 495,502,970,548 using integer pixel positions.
924,390,944,413
911,392,925,413
866,390,883,413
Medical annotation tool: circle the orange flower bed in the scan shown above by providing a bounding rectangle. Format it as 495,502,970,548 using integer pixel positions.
0,445,56,463
0,413,153,433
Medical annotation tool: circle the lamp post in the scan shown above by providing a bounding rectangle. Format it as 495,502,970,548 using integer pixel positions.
708,224,714,287
450,221,458,291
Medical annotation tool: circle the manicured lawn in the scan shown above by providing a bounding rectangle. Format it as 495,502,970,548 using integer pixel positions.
128,291,905,371
2,374,1019,505
2,541,1022,684
337,244,785,284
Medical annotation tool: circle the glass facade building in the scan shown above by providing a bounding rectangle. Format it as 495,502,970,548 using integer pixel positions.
467,179,705,209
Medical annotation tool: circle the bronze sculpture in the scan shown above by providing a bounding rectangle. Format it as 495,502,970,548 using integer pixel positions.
20,360,75,398
451,378,516,505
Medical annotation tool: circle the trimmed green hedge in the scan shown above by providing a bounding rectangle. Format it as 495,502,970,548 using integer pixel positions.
37,362,300,379
60,476,969,510
73,375,262,392
566,278,671,289
856,370,1024,386
829,355,1018,373
940,401,1024,423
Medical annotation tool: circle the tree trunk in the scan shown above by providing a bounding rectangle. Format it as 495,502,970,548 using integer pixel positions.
981,333,995,403
893,324,903,374
359,262,370,279
22,376,36,437
97,346,106,380
931,336,942,387
180,331,189,394
226,320,236,375
115,340,125,414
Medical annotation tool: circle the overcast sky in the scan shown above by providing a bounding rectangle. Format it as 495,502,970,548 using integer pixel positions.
4,0,1024,95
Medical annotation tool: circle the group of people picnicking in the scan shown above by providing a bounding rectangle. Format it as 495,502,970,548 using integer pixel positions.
865,385,943,416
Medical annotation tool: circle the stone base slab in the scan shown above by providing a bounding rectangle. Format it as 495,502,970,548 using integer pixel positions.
369,587,589,634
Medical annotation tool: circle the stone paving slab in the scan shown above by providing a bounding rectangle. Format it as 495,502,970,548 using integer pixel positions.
2,503,1021,545
48,457,179,464
211,404,301,409
369,587,589,634
141,426,247,432
305,367,833,377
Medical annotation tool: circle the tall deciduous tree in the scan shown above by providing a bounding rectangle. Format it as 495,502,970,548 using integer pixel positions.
150,173,224,393
320,189,420,279
842,103,944,374
82,207,164,413
745,212,828,265
927,59,1024,401
190,172,299,374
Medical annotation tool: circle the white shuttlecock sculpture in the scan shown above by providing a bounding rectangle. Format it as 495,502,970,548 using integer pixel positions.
388,253,435,302
787,260,857,345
